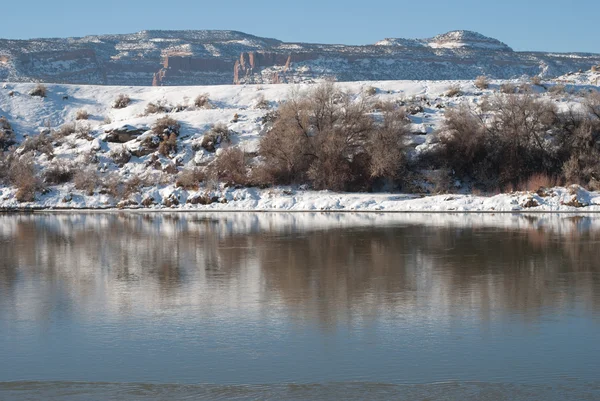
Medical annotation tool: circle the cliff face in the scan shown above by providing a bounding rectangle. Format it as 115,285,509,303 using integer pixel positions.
1,30,599,86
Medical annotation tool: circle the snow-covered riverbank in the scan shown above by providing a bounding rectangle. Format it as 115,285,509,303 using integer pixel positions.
2,185,600,212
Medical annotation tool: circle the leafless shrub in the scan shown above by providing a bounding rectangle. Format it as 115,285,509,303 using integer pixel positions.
548,84,566,95
113,94,131,109
517,83,532,94
73,167,100,195
75,109,89,120
194,94,212,109
531,76,542,86
255,95,270,109
9,155,41,202
446,84,463,97
145,100,170,115
152,116,180,137
499,83,516,94
158,133,178,157
474,76,489,89
75,123,93,140
515,173,558,192
213,147,248,186
43,160,74,185
54,122,77,138
0,117,16,150
201,123,230,152
585,91,600,119
109,146,131,166
365,86,377,96
29,84,47,98
258,82,408,191
20,133,54,157
366,107,410,180
175,167,205,190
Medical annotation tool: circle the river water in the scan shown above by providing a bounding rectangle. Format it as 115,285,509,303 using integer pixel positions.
1,212,599,400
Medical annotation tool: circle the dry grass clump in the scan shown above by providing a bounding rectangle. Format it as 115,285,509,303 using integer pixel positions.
75,109,89,120
113,94,131,109
54,122,77,138
109,146,131,166
201,123,231,152
145,101,171,115
474,76,489,89
194,94,212,109
29,84,47,98
446,84,463,97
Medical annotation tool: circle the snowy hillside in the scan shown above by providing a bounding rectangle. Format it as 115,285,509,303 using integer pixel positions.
1,77,600,211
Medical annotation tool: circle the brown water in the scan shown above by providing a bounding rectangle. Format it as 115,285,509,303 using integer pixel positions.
1,212,600,400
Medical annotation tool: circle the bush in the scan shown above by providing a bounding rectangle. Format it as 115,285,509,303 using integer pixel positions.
9,155,41,202
43,160,74,185
213,147,248,186
446,84,463,97
0,117,16,150
194,94,212,109
499,83,516,94
255,95,270,109
109,146,131,166
474,76,489,90
73,167,100,195
201,123,230,152
113,94,131,109
75,109,89,120
20,133,54,157
158,133,177,157
54,122,77,138
548,84,566,95
365,86,377,96
175,167,205,190
145,101,170,115
258,82,409,191
152,116,180,137
29,84,47,98
531,76,542,86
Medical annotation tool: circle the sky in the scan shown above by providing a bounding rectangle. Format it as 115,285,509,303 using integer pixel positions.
1,0,599,53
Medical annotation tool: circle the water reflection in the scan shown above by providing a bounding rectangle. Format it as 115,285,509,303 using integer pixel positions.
1,212,600,327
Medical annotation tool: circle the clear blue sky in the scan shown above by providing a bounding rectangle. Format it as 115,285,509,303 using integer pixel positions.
2,0,599,53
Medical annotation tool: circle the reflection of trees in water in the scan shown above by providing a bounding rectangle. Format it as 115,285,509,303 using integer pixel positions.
1,214,600,324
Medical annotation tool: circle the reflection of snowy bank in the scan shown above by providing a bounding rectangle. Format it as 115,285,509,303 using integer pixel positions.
3,209,600,237
1,212,599,326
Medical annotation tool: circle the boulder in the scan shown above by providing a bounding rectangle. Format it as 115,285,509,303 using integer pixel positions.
104,125,148,143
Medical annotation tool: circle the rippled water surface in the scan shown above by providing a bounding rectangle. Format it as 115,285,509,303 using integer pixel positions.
1,212,600,400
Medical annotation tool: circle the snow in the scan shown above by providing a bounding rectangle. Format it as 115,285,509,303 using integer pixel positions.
1,79,599,212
